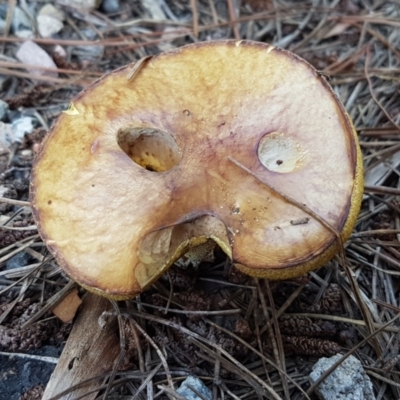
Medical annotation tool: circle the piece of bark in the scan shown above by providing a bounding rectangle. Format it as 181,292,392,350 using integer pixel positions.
42,293,120,400
52,288,83,323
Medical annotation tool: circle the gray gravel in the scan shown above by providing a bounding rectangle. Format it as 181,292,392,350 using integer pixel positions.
310,354,376,400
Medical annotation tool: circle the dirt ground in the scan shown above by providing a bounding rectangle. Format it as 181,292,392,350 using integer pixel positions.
0,0,400,399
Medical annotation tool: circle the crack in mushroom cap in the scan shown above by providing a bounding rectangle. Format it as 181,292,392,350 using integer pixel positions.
31,40,363,299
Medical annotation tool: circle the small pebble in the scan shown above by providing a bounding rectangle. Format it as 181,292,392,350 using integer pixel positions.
102,0,120,13
37,15,64,38
53,45,67,59
6,252,31,270
141,0,165,20
177,376,212,400
79,27,98,40
20,149,33,158
37,4,64,38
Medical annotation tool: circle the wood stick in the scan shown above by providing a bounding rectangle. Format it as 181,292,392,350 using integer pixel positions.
42,293,120,400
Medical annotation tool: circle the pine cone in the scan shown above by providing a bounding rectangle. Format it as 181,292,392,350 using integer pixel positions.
0,298,31,319
162,265,196,289
6,85,50,109
279,316,337,338
0,299,72,352
234,318,253,339
22,128,47,148
0,324,47,351
206,326,248,358
18,384,44,400
282,336,342,357
291,283,343,314
187,318,208,336
0,225,36,249
0,188,18,214
52,49,81,71
320,284,343,313
176,290,211,312
15,302,42,326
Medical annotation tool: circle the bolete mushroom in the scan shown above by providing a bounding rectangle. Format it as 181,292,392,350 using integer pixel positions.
31,40,363,299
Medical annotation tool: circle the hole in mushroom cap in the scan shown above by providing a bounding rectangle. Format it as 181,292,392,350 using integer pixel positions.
135,215,232,288
257,132,307,173
117,127,181,172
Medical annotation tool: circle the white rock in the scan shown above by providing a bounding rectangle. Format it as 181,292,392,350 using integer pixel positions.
15,30,34,39
12,117,35,143
177,376,212,400
37,15,64,38
37,4,64,37
310,354,375,400
141,0,165,20
20,149,33,158
38,4,65,21
16,41,58,79
0,122,13,149
53,45,67,59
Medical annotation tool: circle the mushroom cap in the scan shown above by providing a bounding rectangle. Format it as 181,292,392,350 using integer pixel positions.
31,40,363,299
